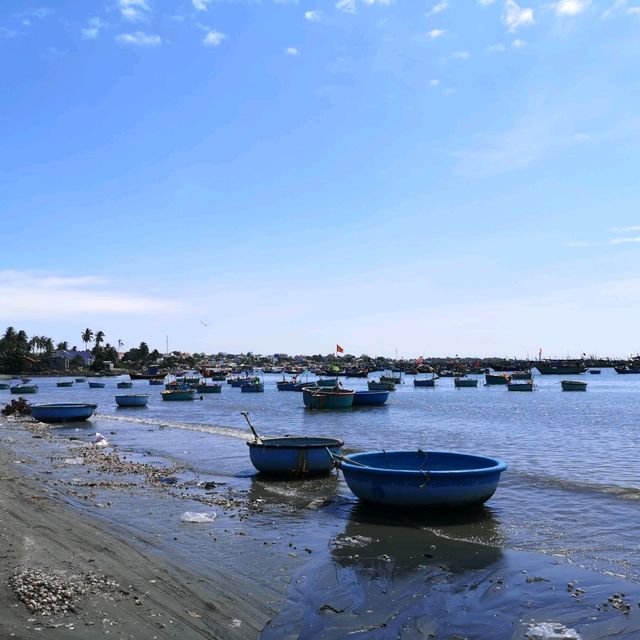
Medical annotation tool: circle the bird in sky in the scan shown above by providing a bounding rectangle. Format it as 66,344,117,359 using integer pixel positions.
200,320,210,327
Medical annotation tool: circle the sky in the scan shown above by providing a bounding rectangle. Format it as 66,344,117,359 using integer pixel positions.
1,0,639,359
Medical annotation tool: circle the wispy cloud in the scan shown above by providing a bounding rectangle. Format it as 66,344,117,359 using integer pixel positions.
285,46,299,55
16,7,54,26
115,31,161,47
601,0,640,17
428,28,445,38
555,0,590,16
512,38,526,47
361,0,392,5
610,236,640,244
502,0,534,32
611,225,640,232
81,17,107,41
336,0,357,13
119,0,150,22
426,1,449,17
203,30,226,47
0,27,17,38
304,10,323,21
452,50,471,59
0,271,180,319
192,0,212,10
486,43,506,52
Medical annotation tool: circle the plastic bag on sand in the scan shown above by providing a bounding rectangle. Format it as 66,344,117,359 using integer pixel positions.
525,622,582,640
91,432,109,447
180,511,217,523
64,457,84,465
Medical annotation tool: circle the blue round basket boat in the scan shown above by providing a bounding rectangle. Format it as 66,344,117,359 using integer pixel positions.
248,436,344,476
115,394,150,407
339,450,507,508
30,403,98,423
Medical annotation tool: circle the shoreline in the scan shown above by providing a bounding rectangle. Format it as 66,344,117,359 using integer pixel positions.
2,415,640,639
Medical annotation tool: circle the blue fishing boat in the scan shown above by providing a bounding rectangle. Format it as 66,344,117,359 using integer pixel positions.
241,381,264,393
454,377,478,388
0,383,10,390
161,389,195,401
368,380,395,391
229,376,260,387
30,403,97,423
75,378,86,383
116,381,133,389
507,381,534,391
88,381,106,389
149,379,164,385
353,390,390,406
338,450,507,509
317,377,339,388
10,384,38,394
485,373,511,386
561,380,587,391
414,375,437,388
57,380,74,388
115,394,150,407
196,383,222,393
302,386,355,409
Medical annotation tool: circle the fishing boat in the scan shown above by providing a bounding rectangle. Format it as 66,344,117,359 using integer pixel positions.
230,376,260,388
56,380,74,388
368,380,395,391
302,386,355,409
30,403,97,423
88,381,106,389
241,380,264,393
337,450,507,508
165,381,191,391
535,363,587,375
242,411,343,476
413,374,437,388
10,384,38,394
507,381,534,391
75,378,86,383
196,382,222,393
116,381,133,389
317,378,339,388
454,377,478,388
0,383,11,390
380,373,402,384
161,389,195,401
614,366,640,374
149,379,164,385
588,369,601,375
115,394,150,407
561,380,588,391
485,373,511,386
510,370,533,380
353,390,390,406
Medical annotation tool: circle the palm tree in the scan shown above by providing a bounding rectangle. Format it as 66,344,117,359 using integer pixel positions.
94,330,105,352
56,341,69,352
81,328,93,352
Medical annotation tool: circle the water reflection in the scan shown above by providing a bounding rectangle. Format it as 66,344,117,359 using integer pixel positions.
248,473,341,511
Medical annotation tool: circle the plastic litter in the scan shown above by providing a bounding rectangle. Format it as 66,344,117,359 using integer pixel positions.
91,433,109,447
525,622,582,640
180,511,217,523
63,457,84,465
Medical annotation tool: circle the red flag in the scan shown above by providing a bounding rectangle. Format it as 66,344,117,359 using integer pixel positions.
336,344,344,353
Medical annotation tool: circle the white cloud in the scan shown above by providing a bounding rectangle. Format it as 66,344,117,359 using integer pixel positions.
512,38,526,47
203,30,226,46
486,43,506,52
428,28,445,38
305,10,323,21
82,17,106,40
555,0,590,15
611,225,640,232
193,0,212,10
336,0,356,13
502,0,534,32
119,0,150,22
361,0,392,5
453,50,471,59
0,27,18,38
610,236,640,244
285,46,299,55
115,31,161,47
430,78,440,86
0,271,179,319
426,0,448,16
479,0,496,4
629,7,640,14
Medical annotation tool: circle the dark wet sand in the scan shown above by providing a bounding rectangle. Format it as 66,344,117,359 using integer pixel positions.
2,417,640,640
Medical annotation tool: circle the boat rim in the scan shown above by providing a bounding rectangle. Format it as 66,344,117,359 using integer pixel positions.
30,403,98,409
247,436,344,449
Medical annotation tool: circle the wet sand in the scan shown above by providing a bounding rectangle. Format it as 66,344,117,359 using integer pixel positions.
2,416,640,639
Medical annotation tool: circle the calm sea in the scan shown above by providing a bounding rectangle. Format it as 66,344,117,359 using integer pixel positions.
9,368,639,585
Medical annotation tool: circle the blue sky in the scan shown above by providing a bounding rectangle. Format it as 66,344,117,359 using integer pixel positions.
1,0,639,358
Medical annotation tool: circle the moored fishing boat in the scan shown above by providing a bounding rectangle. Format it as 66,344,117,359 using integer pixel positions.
10,384,38,394
302,386,355,409
413,374,437,387
75,377,86,383
230,376,260,388
115,394,150,407
116,381,133,389
337,450,507,508
614,366,640,374
507,381,534,391
368,380,395,391
561,380,588,391
196,382,222,393
161,389,195,401
510,370,533,380
589,369,601,375
0,382,11,390
241,380,264,393
317,378,339,388
353,390,390,406
88,381,106,389
56,380,74,388
535,363,587,375
149,379,164,385
30,403,97,423
454,377,478,388
380,373,402,384
485,373,511,386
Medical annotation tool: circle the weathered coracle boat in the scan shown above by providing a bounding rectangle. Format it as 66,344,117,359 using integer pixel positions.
115,394,150,407
241,380,264,393
242,413,343,476
368,380,395,391
413,375,437,387
88,381,106,389
535,363,587,375
10,384,38,394
507,381,534,391
196,383,222,393
353,390,390,406
454,377,478,388
116,381,133,389
485,373,511,386
56,380,74,388
161,389,195,401
302,386,355,409
337,450,507,509
30,403,97,423
561,380,588,391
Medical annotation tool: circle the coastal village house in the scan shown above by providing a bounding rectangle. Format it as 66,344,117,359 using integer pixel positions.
49,349,94,371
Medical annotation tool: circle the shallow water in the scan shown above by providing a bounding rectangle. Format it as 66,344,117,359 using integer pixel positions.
3,370,640,638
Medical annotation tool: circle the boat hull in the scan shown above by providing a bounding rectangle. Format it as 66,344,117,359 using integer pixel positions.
368,381,395,391
10,385,38,394
241,383,264,393
413,379,436,387
561,381,587,391
248,437,343,476
88,382,106,388
30,403,97,423
116,382,133,389
507,383,534,391
353,390,390,406
340,450,507,508
115,394,150,407
57,382,74,388
161,390,195,401
454,378,478,388
302,388,355,409
196,385,222,393
485,374,510,385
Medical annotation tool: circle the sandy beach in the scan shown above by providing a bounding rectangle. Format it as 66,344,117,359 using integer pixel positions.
2,410,640,640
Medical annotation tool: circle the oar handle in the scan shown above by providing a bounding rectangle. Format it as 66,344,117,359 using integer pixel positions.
241,411,262,443
326,449,369,467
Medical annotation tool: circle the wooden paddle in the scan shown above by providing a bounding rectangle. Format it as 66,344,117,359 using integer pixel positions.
241,411,263,443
